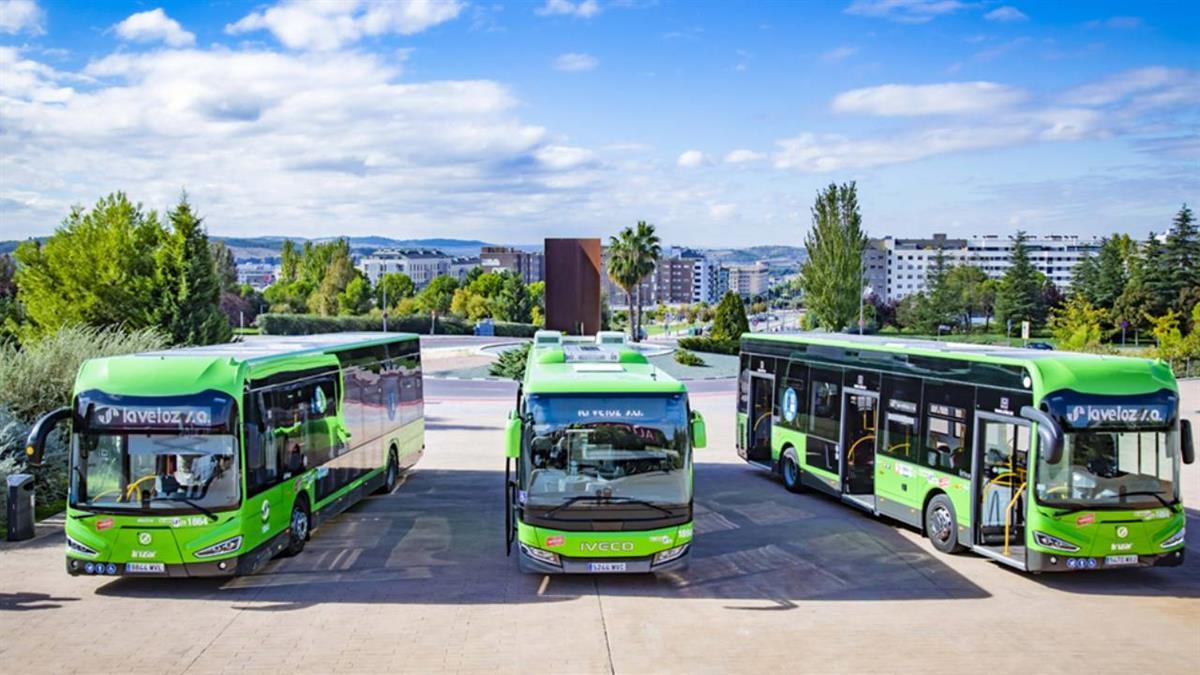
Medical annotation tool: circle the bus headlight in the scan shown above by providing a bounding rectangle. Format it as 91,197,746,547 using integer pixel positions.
1034,531,1081,552
195,536,243,558
66,535,98,557
652,544,689,565
519,542,560,566
1161,527,1185,549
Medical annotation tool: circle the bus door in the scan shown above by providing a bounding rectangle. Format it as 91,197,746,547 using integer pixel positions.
746,373,774,463
972,413,1030,556
841,389,879,504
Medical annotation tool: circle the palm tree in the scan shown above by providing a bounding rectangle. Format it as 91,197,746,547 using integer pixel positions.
630,221,661,342
607,228,640,341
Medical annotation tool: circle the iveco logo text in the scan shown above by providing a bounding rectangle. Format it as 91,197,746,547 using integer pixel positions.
581,542,634,552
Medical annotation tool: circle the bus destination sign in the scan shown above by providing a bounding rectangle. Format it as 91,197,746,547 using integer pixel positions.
93,405,213,429
1063,403,1171,429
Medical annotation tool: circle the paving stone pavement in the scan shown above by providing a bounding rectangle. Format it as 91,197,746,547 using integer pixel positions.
1,381,1197,673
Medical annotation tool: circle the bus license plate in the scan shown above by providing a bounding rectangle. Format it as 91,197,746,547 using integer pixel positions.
1105,555,1138,567
588,562,627,573
125,562,165,574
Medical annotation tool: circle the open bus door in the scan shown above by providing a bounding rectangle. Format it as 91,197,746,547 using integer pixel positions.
971,412,1031,568
840,388,879,511
746,373,774,465
504,410,522,556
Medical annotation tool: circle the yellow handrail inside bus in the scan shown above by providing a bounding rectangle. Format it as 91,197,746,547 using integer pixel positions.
1003,481,1026,556
847,434,875,463
123,475,157,502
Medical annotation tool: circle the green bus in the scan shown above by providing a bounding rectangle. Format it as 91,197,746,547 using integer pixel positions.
504,331,707,573
26,333,424,577
737,333,1194,572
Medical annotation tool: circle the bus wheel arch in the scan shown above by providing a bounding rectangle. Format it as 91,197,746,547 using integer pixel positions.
923,491,965,554
283,493,311,557
780,445,804,494
383,443,400,493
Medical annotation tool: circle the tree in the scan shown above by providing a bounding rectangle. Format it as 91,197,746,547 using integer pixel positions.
1161,204,1200,320
15,193,165,335
946,265,990,332
710,291,749,342
210,240,238,293
279,239,299,283
155,196,232,345
607,228,642,341
1093,235,1131,310
994,231,1045,329
496,272,533,323
1139,232,1173,319
1069,254,1101,305
337,275,372,315
375,273,415,310
1049,295,1111,353
309,252,359,316
800,181,867,332
416,275,459,315
530,281,546,326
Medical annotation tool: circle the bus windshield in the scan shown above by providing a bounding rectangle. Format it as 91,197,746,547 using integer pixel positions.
523,393,690,509
1036,429,1178,511
72,433,240,512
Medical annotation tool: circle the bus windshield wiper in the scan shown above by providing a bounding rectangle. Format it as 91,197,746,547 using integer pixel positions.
543,494,673,518
1117,491,1177,510
146,496,219,521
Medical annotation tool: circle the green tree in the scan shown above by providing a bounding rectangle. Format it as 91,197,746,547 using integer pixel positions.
495,272,533,323
416,275,459,315
994,231,1045,329
337,275,372,316
800,182,867,332
1094,235,1131,311
607,229,642,341
1049,295,1112,353
1070,254,1101,305
710,291,749,342
946,265,990,332
210,240,238,293
375,273,415,310
309,252,359,316
15,193,166,335
279,239,299,283
1161,204,1200,321
155,196,232,345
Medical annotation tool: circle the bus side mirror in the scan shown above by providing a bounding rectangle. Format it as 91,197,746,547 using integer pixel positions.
1021,406,1063,465
691,411,707,449
505,412,521,459
25,407,72,467
1181,419,1195,465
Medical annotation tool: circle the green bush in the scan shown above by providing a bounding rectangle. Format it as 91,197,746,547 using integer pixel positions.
0,324,167,422
678,336,740,355
491,322,541,338
673,349,706,367
489,343,531,380
256,313,474,335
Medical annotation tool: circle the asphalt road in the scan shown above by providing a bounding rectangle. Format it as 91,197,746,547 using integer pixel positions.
1,378,1197,674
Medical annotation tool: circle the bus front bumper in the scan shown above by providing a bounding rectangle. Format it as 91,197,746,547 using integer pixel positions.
67,556,244,577
518,543,691,574
1026,548,1185,572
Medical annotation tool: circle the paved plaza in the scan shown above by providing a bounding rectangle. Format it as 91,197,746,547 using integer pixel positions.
1,376,1197,674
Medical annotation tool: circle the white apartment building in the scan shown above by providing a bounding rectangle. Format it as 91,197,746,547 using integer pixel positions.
357,248,453,288
873,234,1101,301
727,261,769,299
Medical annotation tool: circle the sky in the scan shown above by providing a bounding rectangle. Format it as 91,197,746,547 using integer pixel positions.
0,0,1197,247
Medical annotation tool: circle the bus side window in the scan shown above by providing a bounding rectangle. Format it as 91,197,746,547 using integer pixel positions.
245,392,280,497
808,369,841,441
779,359,808,431
922,382,974,478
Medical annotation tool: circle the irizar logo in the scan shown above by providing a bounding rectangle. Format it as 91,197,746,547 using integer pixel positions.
1111,542,1133,551
137,532,152,545
581,541,635,552
1116,526,1129,539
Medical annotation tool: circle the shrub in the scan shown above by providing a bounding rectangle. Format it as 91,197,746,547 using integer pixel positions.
489,343,531,380
256,313,474,336
491,321,541,338
0,324,167,422
673,349,706,367
678,336,739,355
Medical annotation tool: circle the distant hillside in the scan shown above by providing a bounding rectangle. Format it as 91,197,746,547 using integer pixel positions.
701,245,806,265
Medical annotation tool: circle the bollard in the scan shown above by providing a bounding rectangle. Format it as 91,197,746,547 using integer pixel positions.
6,474,36,542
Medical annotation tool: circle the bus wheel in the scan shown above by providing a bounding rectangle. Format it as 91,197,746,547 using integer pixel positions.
925,495,964,554
378,448,399,494
283,498,310,557
781,450,804,494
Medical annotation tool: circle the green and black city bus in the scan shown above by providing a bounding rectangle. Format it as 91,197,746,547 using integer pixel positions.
26,333,424,577
737,332,1194,572
504,331,707,573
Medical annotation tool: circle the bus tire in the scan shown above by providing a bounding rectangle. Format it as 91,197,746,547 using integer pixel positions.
925,494,965,554
283,496,310,557
378,447,399,494
781,448,804,494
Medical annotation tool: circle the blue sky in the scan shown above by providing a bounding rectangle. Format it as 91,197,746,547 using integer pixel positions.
1,0,1196,246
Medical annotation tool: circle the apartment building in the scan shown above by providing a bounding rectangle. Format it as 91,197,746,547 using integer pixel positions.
479,246,544,284
726,262,770,299
356,248,454,288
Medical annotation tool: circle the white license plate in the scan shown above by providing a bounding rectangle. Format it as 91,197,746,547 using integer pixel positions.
1105,555,1139,566
125,562,166,574
587,562,627,573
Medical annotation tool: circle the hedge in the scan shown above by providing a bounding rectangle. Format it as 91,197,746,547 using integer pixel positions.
677,336,740,355
256,313,540,338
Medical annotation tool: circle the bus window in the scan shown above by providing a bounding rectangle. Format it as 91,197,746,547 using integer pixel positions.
880,375,921,461
808,369,841,441
778,360,808,431
925,403,969,477
738,354,750,414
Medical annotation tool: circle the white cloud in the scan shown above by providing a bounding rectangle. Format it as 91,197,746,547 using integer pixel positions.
676,150,708,168
984,6,1027,22
772,126,1033,172
724,149,766,163
709,203,737,220
226,0,463,51
1060,67,1198,108
553,52,598,72
844,0,965,24
1085,16,1142,30
0,0,42,34
115,9,196,48
536,0,601,19
821,45,858,62
832,81,1028,116
534,145,596,170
